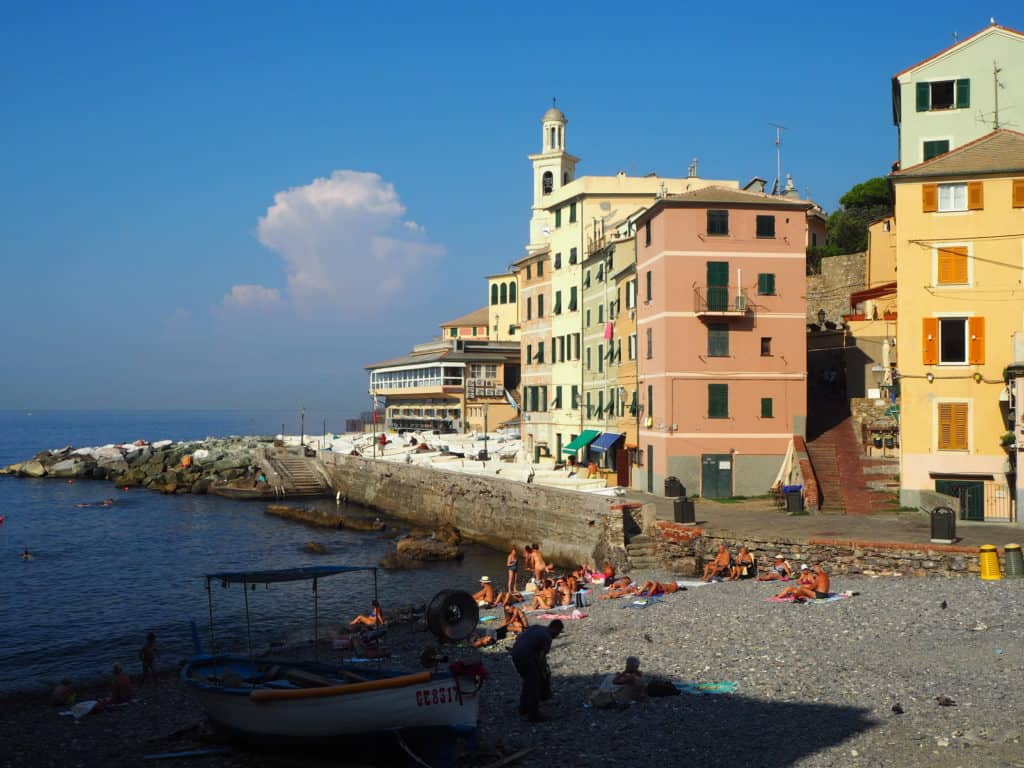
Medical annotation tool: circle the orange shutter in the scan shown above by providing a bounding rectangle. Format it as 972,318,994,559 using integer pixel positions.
937,402,969,451
968,316,985,364
922,318,939,364
967,181,984,210
937,246,968,284
1013,179,1024,208
922,184,938,212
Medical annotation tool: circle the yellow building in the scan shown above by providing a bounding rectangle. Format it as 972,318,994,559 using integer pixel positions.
486,272,520,342
439,307,490,340
525,104,737,454
514,249,553,460
891,129,1024,521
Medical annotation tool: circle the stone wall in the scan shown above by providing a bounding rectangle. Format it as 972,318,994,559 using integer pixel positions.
320,454,627,568
808,252,866,326
652,521,983,577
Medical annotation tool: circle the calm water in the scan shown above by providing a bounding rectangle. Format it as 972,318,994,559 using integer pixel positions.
0,410,505,694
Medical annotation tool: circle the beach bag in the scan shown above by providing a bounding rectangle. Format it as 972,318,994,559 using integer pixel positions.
646,678,681,697
574,589,591,608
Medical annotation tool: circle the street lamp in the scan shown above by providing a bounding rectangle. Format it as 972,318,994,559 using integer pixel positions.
482,404,489,462
300,406,305,447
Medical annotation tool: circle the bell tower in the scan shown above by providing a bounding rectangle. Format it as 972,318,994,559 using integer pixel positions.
527,100,580,252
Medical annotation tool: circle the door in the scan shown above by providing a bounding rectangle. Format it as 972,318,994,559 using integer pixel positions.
646,445,654,492
706,261,729,312
935,479,985,521
701,453,733,498
615,447,630,488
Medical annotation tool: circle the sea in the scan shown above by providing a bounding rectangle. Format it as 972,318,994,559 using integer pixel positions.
0,409,506,694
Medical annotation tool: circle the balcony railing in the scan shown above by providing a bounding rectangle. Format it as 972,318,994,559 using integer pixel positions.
693,285,752,316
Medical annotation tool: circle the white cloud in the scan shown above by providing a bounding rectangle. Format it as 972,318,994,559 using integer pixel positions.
222,284,281,310
255,170,443,310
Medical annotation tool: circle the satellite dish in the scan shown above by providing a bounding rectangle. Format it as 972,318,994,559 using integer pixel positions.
542,227,551,236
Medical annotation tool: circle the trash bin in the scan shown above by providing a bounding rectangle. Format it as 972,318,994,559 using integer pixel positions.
782,485,803,514
665,476,685,498
929,506,956,544
1004,543,1024,578
673,497,695,524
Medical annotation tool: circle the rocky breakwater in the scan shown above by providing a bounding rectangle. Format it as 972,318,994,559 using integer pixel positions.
0,436,271,495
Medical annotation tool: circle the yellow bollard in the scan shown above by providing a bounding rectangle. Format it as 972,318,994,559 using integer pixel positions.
979,544,1002,581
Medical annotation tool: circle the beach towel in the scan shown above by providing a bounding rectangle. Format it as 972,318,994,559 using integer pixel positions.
621,596,664,609
478,615,500,623
537,609,588,620
766,593,848,604
674,681,738,695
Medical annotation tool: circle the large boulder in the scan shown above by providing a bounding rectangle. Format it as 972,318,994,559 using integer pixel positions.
49,459,89,478
395,536,462,562
20,460,47,477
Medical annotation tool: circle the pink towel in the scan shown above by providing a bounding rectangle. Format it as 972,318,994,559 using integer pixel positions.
538,609,588,620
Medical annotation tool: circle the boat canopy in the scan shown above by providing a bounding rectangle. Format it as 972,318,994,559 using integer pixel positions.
206,565,377,585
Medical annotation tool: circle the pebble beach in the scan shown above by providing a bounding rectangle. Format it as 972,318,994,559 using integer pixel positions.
3,571,1023,768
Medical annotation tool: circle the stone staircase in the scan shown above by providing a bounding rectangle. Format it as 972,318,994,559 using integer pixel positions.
626,534,659,571
267,453,332,497
806,415,899,515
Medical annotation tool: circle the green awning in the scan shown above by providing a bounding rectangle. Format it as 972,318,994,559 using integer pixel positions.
563,430,600,454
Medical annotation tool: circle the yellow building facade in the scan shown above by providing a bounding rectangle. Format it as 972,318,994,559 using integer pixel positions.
891,130,1024,521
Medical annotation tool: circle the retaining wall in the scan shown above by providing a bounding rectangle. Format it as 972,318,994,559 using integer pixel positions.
320,454,627,568
653,521,983,577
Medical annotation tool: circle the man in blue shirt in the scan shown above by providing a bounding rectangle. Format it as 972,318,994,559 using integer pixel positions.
510,620,563,722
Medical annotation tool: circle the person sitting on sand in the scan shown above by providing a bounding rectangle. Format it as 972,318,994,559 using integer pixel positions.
590,656,647,709
473,576,497,607
757,554,792,581
50,678,76,707
775,563,830,600
109,663,133,704
635,580,684,597
503,602,529,635
350,599,385,628
528,579,557,610
601,562,616,582
730,547,756,580
702,544,732,582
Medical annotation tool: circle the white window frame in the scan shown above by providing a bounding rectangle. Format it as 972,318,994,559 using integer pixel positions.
937,182,967,212
935,313,971,365
931,241,972,287
628,333,637,361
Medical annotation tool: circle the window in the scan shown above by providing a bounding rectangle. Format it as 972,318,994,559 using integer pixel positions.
574,333,580,359
923,316,984,365
938,183,967,211
708,323,729,357
597,390,604,415
1014,179,1024,208
647,384,653,418
645,328,653,359
923,140,950,161
569,203,577,223
628,333,637,360
554,290,562,315
644,221,651,247
707,209,729,236
536,341,545,363
583,270,591,289
598,304,604,323
569,247,577,264
761,398,774,418
585,309,591,327
550,126,557,149
554,252,562,269
526,297,532,320
598,344,604,372
756,215,775,238
569,286,577,311
537,261,544,277
571,385,580,409
490,284,499,305
761,337,772,356
939,318,967,363
526,344,533,365
555,208,562,228
626,280,636,309
542,172,553,195
645,270,652,302
586,392,592,418
936,246,968,284
757,273,776,295
916,79,970,112
538,294,544,317
472,327,478,336
586,347,592,370
500,283,508,304
708,384,729,418
509,282,516,303
937,402,968,450
553,386,563,410
526,265,532,280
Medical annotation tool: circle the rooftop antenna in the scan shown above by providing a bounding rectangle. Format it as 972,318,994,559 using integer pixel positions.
769,123,786,195
993,60,1004,129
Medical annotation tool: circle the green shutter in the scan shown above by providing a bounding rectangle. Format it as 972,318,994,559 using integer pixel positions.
555,208,562,227
491,284,498,305
708,323,729,357
708,384,728,418
761,397,773,418
916,82,930,111
956,79,970,109
758,273,775,295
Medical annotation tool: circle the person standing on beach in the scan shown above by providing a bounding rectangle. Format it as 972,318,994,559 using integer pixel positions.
510,620,563,722
506,545,519,593
139,632,159,692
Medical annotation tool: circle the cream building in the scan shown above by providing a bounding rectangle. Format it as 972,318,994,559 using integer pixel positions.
525,105,739,454
487,272,520,342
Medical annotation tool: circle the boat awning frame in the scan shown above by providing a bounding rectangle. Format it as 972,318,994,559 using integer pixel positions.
206,565,378,585
589,432,626,454
563,430,601,454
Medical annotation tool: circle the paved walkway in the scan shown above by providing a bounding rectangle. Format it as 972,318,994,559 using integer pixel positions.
623,492,1024,550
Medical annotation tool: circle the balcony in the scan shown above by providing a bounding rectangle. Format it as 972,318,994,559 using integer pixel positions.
693,285,752,316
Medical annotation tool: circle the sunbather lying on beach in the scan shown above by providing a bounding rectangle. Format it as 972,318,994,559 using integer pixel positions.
635,580,684,597
757,554,792,581
774,563,830,600
599,583,639,600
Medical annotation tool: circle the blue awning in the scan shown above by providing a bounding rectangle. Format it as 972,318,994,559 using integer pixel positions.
589,432,625,454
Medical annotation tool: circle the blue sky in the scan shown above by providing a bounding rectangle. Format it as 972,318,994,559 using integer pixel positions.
1,2,1019,413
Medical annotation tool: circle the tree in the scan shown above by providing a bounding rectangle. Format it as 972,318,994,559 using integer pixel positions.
823,176,892,256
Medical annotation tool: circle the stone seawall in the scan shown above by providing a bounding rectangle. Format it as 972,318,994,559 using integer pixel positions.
654,521,982,577
320,454,627,567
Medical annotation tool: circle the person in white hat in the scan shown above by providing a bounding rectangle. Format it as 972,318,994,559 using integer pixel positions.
473,576,496,607
756,554,792,581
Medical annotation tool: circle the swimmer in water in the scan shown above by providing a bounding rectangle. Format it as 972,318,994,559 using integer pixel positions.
21,548,32,561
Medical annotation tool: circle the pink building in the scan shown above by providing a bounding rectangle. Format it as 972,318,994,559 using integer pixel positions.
635,188,811,497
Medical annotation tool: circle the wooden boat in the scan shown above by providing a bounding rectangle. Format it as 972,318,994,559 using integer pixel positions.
182,565,484,742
